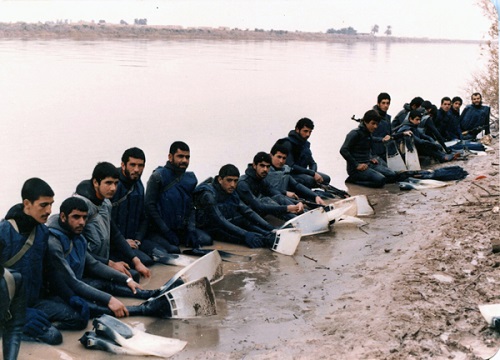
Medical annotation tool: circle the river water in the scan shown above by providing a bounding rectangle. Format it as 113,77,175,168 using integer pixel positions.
0,39,481,215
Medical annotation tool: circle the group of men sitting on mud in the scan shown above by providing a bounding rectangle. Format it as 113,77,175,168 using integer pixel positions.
0,91,491,358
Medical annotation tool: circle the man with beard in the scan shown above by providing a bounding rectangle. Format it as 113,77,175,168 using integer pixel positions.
0,178,67,345
460,92,491,140
236,152,304,221
445,96,464,141
371,92,393,162
194,164,276,248
45,197,172,323
111,147,152,266
143,141,210,254
74,162,151,281
277,117,331,189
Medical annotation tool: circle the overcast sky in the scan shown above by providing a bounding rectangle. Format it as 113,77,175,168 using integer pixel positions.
0,0,494,40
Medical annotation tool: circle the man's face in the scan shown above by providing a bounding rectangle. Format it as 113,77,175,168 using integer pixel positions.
441,100,451,112
23,196,54,224
409,116,422,126
271,151,287,170
472,94,482,106
93,177,119,199
253,161,271,179
61,209,88,235
168,149,190,169
452,101,462,112
218,176,239,194
365,120,379,133
122,157,145,181
296,126,313,141
378,99,390,112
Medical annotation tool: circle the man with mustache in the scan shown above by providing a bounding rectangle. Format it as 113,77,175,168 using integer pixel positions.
237,152,303,221
460,92,491,140
111,147,152,266
143,141,211,253
194,164,276,248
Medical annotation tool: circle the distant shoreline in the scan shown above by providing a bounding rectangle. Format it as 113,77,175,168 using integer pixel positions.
0,22,482,43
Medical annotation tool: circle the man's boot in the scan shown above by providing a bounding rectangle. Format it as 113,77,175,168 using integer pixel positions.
127,294,172,319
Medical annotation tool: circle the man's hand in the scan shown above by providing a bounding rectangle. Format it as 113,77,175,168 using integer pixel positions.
108,297,129,318
108,260,132,278
315,196,326,206
370,158,379,165
126,279,142,294
403,131,412,136
126,239,140,249
287,202,304,214
313,172,324,184
382,135,391,142
286,191,298,200
132,257,151,279
23,308,51,338
356,163,368,171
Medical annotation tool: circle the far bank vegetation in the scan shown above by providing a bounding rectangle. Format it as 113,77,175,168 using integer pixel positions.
0,21,479,44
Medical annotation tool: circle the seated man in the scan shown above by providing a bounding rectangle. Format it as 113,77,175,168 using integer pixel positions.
397,110,458,163
340,110,397,188
143,141,210,254
371,92,392,162
193,164,276,248
460,92,491,140
111,147,152,266
0,178,70,345
236,152,304,221
267,143,325,207
277,117,331,189
444,96,464,141
0,264,24,360
45,197,180,322
75,162,150,280
391,96,424,130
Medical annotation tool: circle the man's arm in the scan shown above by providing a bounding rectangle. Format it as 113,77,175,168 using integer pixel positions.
236,180,289,217
144,171,172,238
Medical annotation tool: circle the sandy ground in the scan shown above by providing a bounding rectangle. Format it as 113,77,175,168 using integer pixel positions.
9,137,500,360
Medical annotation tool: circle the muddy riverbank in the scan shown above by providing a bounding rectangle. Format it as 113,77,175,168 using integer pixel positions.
11,138,500,360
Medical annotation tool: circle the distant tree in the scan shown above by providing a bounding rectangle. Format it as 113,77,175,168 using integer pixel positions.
134,18,147,25
371,24,379,35
466,0,498,126
326,26,357,35
120,20,128,25
384,25,392,36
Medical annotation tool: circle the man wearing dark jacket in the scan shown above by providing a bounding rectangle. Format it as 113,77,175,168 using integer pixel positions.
277,117,331,189
391,96,424,130
143,141,210,254
111,147,152,266
237,152,303,221
460,92,491,140
371,92,393,161
340,110,397,188
75,162,150,280
194,164,276,248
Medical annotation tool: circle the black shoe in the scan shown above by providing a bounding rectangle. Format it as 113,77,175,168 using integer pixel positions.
134,294,172,318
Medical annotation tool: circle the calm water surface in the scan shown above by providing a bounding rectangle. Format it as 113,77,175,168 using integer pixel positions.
0,39,482,215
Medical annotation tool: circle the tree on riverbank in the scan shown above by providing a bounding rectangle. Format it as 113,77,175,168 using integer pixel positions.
467,0,498,126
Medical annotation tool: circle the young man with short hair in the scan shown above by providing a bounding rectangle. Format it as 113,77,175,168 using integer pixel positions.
340,110,397,188
0,178,66,345
277,117,331,189
143,141,211,254
267,143,325,206
371,92,393,161
460,92,491,140
391,96,424,130
45,197,172,321
193,164,276,248
397,110,458,163
236,152,303,220
111,147,152,266
74,162,151,280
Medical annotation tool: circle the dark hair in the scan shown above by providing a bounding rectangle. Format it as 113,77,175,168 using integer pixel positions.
270,143,289,156
429,105,438,118
410,97,424,108
21,178,54,202
472,92,482,99
92,162,119,184
362,110,381,124
377,92,391,104
60,197,88,216
409,110,422,120
421,100,433,110
253,152,272,165
218,164,240,178
295,117,314,131
451,96,463,105
440,97,451,104
121,147,145,164
169,141,190,155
